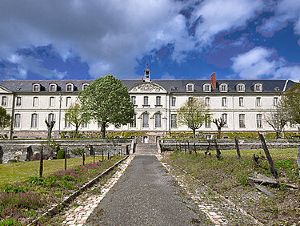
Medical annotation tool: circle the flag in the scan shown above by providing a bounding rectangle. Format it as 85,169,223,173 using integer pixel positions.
210,72,217,91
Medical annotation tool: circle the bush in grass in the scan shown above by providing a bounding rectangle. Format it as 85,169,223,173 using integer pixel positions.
56,149,65,159
0,218,22,226
3,185,27,193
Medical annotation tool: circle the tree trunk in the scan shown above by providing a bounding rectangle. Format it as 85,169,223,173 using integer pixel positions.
101,122,106,138
276,130,280,139
214,139,222,160
217,127,221,139
192,129,196,138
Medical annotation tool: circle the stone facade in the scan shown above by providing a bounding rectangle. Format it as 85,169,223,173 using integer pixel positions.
0,69,298,139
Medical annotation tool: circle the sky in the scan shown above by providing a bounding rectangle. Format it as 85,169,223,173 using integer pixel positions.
0,0,300,81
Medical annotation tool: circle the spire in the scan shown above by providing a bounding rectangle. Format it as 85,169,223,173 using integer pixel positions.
143,64,151,82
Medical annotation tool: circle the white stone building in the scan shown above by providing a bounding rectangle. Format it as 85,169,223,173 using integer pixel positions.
0,69,298,140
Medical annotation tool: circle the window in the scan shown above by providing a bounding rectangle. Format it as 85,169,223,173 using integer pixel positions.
49,97,55,107
203,84,211,92
256,97,261,107
254,83,262,92
82,83,89,90
219,84,228,92
14,114,21,128
171,97,176,107
171,114,177,128
236,84,245,92
221,97,227,107
1,96,7,106
131,96,136,105
142,112,149,127
256,114,262,128
66,83,73,92
273,97,278,106
81,122,87,128
205,97,210,107
65,116,71,128
222,113,227,125
239,114,245,128
154,113,161,128
186,83,194,92
143,96,149,106
48,113,55,123
49,84,57,92
130,114,136,127
16,97,21,106
32,84,40,92
66,97,71,107
239,97,244,107
33,97,38,107
205,114,211,128
31,113,38,128
156,96,161,106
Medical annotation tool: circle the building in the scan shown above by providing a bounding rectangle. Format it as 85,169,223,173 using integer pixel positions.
0,68,298,140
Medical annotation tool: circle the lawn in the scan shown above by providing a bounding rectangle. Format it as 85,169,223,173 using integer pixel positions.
164,148,300,225
0,156,108,189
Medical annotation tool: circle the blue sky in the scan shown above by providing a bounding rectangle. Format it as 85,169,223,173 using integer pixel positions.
0,0,300,81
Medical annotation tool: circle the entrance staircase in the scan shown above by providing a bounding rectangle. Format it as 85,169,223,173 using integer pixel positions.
135,143,158,155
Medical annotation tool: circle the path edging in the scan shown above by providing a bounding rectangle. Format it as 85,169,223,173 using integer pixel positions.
28,155,129,226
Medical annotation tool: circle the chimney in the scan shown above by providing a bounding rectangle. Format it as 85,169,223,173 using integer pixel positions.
210,72,217,91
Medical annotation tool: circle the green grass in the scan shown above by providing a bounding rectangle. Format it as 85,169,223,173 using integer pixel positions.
165,148,300,225
0,156,108,188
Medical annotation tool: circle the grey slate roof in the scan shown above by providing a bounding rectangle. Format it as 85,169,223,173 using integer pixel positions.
0,79,296,93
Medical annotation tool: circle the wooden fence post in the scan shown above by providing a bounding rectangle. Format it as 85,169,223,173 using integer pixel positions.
234,137,241,159
39,147,44,178
258,133,278,179
82,151,85,166
64,147,68,170
297,146,300,176
214,139,222,160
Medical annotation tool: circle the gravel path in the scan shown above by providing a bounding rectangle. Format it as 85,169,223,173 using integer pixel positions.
86,155,209,226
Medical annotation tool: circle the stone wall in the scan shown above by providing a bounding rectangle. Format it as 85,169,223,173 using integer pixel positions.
0,139,132,163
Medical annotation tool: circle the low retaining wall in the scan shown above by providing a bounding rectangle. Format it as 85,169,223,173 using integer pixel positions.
0,139,133,163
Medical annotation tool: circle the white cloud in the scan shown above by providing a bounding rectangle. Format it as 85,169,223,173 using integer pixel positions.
231,47,300,81
191,0,264,46
0,0,265,79
259,0,300,38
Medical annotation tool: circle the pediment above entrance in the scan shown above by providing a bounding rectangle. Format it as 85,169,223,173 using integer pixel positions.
130,82,167,94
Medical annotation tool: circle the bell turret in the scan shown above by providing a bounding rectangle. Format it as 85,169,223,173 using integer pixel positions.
143,65,151,82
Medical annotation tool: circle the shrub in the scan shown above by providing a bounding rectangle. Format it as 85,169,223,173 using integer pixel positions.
0,218,22,226
56,149,65,159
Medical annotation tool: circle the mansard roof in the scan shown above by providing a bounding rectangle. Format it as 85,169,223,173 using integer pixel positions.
0,79,296,93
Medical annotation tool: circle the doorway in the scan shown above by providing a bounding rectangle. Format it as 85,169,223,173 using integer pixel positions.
143,136,149,143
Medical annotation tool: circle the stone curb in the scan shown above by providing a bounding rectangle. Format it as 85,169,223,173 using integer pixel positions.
28,155,129,226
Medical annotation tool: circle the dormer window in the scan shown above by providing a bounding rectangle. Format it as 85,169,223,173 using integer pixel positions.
66,83,74,92
254,83,262,92
219,83,228,92
186,83,194,92
32,84,40,92
236,83,245,92
49,84,57,92
203,84,211,92
82,83,89,91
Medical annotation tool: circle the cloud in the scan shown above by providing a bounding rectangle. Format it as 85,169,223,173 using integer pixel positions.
258,0,300,38
191,0,264,46
231,47,300,81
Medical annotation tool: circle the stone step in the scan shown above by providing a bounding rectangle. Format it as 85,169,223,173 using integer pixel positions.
135,144,158,155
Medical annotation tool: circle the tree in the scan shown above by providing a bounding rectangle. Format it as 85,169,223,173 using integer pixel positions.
79,75,134,138
45,120,55,140
177,97,209,138
0,106,11,138
265,100,289,139
212,117,226,139
283,83,300,128
65,103,89,138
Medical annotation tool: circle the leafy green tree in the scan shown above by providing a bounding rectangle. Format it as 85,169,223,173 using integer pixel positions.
79,75,134,138
0,106,11,131
283,83,300,127
177,97,209,138
65,103,89,138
